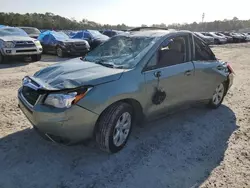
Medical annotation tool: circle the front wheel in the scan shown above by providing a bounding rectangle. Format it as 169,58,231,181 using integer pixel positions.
95,102,133,153
0,53,5,64
208,82,226,109
31,54,42,62
56,47,65,57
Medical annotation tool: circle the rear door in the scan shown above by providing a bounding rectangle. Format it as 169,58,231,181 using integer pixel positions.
191,35,222,100
143,34,196,116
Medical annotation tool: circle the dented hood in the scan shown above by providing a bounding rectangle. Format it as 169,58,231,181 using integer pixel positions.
32,58,124,90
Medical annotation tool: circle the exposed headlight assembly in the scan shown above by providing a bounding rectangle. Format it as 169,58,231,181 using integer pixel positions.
44,88,92,108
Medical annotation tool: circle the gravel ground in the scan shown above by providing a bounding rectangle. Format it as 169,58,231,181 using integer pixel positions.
0,44,249,188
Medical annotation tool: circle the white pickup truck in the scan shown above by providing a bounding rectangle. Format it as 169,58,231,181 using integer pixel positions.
0,27,43,64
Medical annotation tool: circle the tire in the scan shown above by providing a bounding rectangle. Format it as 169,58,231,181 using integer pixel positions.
0,53,4,64
56,47,64,57
31,54,42,62
208,82,226,109
214,39,220,45
95,102,133,153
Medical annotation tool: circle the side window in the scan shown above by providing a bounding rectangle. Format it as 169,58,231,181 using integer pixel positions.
84,32,91,39
145,53,158,70
145,35,190,70
194,36,216,61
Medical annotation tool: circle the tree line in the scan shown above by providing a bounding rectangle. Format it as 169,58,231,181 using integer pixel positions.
0,12,250,32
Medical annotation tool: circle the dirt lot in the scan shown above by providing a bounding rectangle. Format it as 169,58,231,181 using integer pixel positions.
0,44,250,188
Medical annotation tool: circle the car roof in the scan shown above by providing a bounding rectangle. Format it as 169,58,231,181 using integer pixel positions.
19,26,38,29
128,29,191,37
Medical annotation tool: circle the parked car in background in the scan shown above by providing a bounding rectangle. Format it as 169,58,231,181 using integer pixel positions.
18,28,234,153
102,30,125,37
222,32,245,43
215,32,233,43
202,32,227,44
194,32,214,45
0,27,43,64
38,30,90,57
19,27,41,39
236,33,247,42
242,33,250,41
71,30,109,49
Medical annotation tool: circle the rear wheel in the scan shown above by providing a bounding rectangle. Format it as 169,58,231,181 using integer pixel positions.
95,102,133,153
56,47,64,57
208,82,226,109
31,54,42,62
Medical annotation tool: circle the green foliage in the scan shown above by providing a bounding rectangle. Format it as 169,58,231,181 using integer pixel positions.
0,12,250,32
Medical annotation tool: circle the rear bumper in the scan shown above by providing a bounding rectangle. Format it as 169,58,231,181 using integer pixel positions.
18,88,99,143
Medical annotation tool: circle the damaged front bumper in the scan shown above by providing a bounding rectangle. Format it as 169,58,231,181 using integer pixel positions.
18,87,99,144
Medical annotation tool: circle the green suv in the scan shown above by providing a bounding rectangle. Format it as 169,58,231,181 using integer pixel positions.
18,28,234,153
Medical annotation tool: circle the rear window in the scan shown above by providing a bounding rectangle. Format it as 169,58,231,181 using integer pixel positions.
194,36,216,61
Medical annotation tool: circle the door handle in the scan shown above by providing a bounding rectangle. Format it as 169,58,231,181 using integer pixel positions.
185,70,192,76
154,71,162,78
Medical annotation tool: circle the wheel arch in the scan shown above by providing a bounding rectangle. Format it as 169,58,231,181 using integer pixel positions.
93,98,144,137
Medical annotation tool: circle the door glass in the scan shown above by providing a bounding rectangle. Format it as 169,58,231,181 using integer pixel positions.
194,36,216,61
157,36,188,67
145,36,189,70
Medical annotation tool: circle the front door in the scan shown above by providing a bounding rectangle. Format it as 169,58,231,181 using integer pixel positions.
143,34,195,117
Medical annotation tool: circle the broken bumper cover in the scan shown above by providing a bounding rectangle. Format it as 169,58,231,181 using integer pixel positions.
18,89,99,144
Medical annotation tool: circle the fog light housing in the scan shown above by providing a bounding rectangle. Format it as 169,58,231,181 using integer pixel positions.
6,50,11,53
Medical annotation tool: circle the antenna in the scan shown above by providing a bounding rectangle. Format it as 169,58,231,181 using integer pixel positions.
202,13,205,31
202,13,205,23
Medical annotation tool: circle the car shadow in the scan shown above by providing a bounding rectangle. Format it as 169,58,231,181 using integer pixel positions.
0,105,237,188
40,54,71,62
0,57,31,69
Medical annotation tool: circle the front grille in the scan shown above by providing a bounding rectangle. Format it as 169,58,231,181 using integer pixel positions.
73,43,87,49
15,41,35,48
22,86,40,106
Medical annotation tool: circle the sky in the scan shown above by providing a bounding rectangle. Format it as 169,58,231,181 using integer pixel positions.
0,0,250,26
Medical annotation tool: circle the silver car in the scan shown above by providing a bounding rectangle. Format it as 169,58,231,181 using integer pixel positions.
0,27,43,63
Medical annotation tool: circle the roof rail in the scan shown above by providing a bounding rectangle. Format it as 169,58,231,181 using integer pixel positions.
129,27,168,31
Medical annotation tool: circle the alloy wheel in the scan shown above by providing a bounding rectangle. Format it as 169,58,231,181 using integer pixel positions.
57,47,63,57
212,83,225,105
113,112,132,147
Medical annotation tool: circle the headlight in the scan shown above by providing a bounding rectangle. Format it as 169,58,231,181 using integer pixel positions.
34,40,41,46
4,41,15,48
44,88,92,108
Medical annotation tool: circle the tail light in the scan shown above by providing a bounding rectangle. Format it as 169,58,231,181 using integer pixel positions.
227,63,235,74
